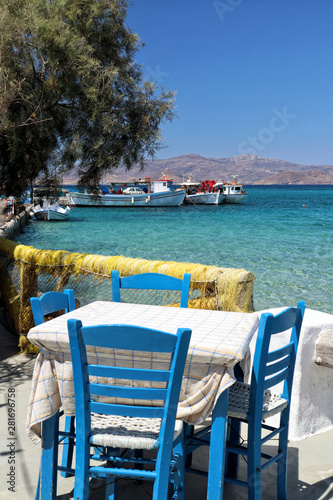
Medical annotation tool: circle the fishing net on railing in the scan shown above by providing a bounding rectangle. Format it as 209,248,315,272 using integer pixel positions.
9,266,214,309
0,239,255,354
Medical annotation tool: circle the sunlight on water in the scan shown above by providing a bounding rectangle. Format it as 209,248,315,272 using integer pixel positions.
18,186,333,314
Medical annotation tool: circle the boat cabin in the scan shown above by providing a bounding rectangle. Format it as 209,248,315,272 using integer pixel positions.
150,176,173,193
223,183,244,195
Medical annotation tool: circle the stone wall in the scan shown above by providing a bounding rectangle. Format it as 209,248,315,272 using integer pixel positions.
0,210,30,240
0,199,31,240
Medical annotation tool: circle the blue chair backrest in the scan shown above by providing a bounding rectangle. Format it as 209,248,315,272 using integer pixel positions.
111,270,191,308
249,300,305,417
30,290,76,326
68,320,191,470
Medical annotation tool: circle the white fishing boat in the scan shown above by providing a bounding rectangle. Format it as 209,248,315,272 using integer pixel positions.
213,178,248,204
31,199,71,221
182,175,224,205
68,175,185,207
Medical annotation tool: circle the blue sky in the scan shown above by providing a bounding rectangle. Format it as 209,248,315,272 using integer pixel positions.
127,0,333,165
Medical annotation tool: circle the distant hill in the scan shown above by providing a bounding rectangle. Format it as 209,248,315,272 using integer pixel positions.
62,153,333,185
255,169,333,185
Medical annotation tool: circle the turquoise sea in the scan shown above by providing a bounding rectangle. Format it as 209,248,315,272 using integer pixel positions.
17,185,333,314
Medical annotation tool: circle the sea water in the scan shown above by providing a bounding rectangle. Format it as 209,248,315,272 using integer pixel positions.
17,185,333,314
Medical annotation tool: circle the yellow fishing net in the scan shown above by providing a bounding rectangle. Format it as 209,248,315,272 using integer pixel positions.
0,238,255,353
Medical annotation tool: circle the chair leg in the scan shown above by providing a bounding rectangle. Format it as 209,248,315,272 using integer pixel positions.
154,443,177,500
170,430,186,500
277,411,289,500
184,423,194,467
247,419,262,500
105,467,118,500
226,417,241,479
60,415,75,477
73,438,90,499
40,412,60,500
207,389,229,500
277,453,287,500
153,464,171,500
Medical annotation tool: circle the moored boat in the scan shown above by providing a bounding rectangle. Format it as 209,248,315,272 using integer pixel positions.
68,175,185,207
213,178,248,204
182,175,224,205
31,199,71,221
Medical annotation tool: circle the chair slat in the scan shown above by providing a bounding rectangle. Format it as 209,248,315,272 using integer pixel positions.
82,324,177,352
88,364,171,383
30,290,75,326
111,270,191,308
91,400,166,419
263,367,290,390
265,354,291,377
268,307,301,335
267,342,293,363
121,273,184,290
89,383,168,401
41,294,68,315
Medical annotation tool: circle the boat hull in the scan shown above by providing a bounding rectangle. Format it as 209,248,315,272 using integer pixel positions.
69,190,186,207
186,191,224,205
222,194,247,204
34,209,70,221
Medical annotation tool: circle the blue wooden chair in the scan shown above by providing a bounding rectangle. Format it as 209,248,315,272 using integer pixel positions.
224,300,306,499
30,290,76,484
185,301,305,500
30,290,76,326
111,270,191,474
68,319,191,500
111,270,191,308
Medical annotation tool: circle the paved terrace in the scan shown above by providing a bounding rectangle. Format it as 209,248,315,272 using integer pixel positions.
0,332,332,500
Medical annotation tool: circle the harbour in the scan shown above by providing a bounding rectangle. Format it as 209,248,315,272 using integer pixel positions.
65,175,248,207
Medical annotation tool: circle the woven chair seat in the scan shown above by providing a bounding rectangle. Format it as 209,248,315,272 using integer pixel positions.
90,413,184,450
228,381,288,420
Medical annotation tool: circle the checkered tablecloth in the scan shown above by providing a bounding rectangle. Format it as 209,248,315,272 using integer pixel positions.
26,301,259,442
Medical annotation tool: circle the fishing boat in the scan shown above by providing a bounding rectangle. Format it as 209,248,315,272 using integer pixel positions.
68,175,185,207
31,199,71,221
182,175,224,205
213,178,248,204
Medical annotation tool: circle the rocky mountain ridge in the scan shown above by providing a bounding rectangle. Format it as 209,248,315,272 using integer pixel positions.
62,153,333,184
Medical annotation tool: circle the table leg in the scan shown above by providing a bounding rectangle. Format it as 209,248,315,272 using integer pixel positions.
207,388,229,500
38,412,59,500
226,417,241,478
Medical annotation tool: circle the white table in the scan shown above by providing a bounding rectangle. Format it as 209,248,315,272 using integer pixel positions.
27,301,259,499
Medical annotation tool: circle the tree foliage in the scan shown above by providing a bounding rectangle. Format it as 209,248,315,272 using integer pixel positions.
0,0,176,196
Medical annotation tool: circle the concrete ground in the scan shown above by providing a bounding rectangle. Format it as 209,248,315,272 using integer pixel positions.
0,327,332,500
